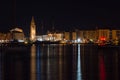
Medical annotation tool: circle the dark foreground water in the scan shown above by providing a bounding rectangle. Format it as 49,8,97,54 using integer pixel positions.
0,44,120,80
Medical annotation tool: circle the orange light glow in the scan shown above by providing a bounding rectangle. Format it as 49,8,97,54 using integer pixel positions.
100,36,106,41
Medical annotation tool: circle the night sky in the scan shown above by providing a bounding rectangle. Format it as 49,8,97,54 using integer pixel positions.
0,0,120,36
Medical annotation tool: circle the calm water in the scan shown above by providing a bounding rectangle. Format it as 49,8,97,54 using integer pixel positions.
0,44,120,80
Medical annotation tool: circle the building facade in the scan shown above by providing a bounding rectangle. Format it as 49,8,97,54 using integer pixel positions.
10,28,25,42
112,30,120,40
97,29,110,41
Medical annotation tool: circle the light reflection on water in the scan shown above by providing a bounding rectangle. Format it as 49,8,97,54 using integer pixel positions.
31,44,36,80
0,53,2,80
77,44,81,80
36,45,40,80
0,44,120,80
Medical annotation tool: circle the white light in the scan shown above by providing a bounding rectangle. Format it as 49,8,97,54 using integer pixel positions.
77,38,82,43
18,40,24,42
37,38,43,41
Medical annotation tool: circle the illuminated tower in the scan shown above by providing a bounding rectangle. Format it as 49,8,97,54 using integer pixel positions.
30,16,36,42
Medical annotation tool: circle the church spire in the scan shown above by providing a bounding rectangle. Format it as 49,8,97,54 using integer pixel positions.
30,16,36,42
31,16,35,25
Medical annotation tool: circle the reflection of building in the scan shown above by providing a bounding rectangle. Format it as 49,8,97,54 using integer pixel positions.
10,28,25,42
30,45,36,80
30,16,36,42
3,47,30,80
81,45,99,80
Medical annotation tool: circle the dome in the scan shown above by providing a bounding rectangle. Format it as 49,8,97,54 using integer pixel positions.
10,28,23,33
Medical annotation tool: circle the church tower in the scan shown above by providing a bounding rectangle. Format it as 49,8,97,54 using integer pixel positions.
30,16,36,42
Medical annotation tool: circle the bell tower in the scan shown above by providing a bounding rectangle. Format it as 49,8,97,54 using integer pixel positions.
30,16,36,42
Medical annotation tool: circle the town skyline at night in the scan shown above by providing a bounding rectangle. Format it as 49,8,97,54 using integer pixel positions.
1,1,120,80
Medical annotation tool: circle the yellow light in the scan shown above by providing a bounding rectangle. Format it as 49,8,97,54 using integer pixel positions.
24,41,28,44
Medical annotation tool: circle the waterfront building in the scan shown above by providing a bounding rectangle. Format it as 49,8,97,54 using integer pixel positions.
72,32,77,41
112,29,120,40
55,33,63,41
76,30,97,43
10,28,25,42
84,30,97,42
36,35,49,41
47,33,63,41
0,33,6,40
64,32,70,41
30,16,36,42
97,29,110,41
6,33,12,41
76,29,120,43
0,33,11,43
77,30,84,42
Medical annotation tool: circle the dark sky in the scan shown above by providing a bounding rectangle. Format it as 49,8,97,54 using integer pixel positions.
0,0,120,36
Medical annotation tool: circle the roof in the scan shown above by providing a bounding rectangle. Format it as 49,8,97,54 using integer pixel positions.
10,28,23,32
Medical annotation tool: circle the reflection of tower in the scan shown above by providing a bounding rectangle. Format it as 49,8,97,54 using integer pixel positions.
30,16,36,41
31,44,36,80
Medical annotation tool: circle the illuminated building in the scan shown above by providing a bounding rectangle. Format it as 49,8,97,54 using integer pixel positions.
78,30,84,41
54,33,63,41
0,33,11,43
6,33,12,40
64,32,70,41
111,29,120,45
112,29,120,40
72,32,77,40
76,30,97,43
97,29,110,41
36,33,63,42
30,16,36,42
10,28,25,42
47,33,63,41
83,30,97,42
36,35,49,41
